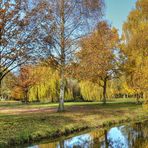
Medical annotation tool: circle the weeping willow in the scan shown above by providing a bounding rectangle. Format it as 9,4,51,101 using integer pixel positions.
12,65,147,103
79,81,102,101
29,67,60,102
28,66,76,102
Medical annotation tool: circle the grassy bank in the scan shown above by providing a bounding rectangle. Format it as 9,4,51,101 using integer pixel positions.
0,101,147,147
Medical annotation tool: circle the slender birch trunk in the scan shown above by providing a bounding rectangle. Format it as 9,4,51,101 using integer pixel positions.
58,66,65,111
58,0,65,112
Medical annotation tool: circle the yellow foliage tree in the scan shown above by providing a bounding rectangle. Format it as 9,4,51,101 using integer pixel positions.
122,0,148,107
74,21,119,104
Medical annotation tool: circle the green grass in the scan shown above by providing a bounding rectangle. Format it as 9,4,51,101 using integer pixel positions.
0,100,147,147
0,98,141,108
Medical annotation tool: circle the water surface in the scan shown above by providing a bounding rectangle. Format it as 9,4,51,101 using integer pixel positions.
29,120,148,148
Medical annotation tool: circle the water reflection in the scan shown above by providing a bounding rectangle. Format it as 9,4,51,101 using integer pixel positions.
29,120,148,148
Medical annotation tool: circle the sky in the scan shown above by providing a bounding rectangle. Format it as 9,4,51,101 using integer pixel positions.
104,0,137,36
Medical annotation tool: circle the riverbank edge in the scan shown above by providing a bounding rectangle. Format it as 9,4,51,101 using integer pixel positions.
1,113,148,147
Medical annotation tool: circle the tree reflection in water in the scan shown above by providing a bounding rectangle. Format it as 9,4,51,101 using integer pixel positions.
29,120,148,148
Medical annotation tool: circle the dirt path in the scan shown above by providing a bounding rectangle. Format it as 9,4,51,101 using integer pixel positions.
0,107,57,115
0,103,130,115
0,105,98,115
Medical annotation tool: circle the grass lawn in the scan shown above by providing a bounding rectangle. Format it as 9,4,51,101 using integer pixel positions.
0,98,141,108
0,100,147,147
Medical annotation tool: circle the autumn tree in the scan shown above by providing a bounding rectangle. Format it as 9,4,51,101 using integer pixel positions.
14,65,42,103
72,21,119,104
29,64,60,103
122,0,148,104
0,0,47,97
35,0,104,111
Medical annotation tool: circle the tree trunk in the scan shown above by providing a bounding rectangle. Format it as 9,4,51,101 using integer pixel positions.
0,22,3,99
58,0,65,112
102,77,107,104
36,86,40,102
24,89,28,104
0,66,2,99
58,66,65,112
0,79,2,99
136,93,140,104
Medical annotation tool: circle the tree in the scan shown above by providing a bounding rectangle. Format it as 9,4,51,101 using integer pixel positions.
29,64,60,103
14,66,41,103
36,0,104,111
122,0,148,104
72,21,119,104
0,0,46,97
